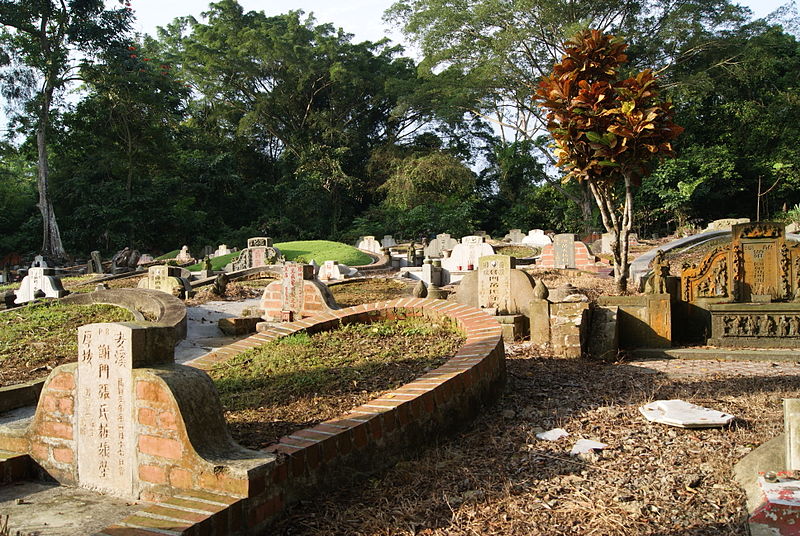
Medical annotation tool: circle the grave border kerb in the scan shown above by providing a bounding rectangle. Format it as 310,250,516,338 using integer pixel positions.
183,297,505,532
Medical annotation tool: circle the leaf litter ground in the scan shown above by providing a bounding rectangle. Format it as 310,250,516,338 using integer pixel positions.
270,342,795,535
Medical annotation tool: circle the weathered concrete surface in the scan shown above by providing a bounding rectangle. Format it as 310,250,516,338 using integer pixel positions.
0,481,142,535
597,294,671,348
174,298,260,363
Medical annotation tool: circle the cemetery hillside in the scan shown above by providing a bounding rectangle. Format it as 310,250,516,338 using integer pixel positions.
2,0,800,535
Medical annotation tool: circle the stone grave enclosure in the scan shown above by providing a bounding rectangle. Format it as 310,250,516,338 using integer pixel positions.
0,296,505,534
227,237,284,272
13,266,69,304
260,263,339,322
538,233,604,271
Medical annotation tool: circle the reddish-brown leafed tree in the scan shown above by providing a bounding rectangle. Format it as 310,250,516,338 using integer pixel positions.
536,29,683,292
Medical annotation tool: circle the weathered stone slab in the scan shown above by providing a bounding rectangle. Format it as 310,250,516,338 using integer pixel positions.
588,305,618,360
356,236,381,254
441,236,494,273
538,237,599,270
550,301,590,358
14,267,68,304
705,217,750,231
639,399,734,428
424,233,459,258
521,229,552,248
228,237,283,271
318,260,357,281
175,245,194,264
597,294,671,348
503,229,526,244
478,255,514,312
707,302,800,348
137,265,191,298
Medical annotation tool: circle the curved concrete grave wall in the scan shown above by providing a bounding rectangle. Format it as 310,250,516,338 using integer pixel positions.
184,297,506,532
0,298,504,535
0,289,187,416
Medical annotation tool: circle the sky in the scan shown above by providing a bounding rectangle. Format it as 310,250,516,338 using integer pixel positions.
121,0,793,46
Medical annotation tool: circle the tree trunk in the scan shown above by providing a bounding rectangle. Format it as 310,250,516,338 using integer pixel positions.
587,177,633,294
36,93,66,260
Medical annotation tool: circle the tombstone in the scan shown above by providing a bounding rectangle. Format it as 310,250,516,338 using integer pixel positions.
86,251,104,274
705,217,750,231
318,260,358,281
227,237,283,271
202,245,214,258
521,229,552,248
603,232,640,254
538,235,600,270
424,233,459,258
421,258,443,287
356,236,382,254
503,229,526,244
381,235,397,248
211,244,232,258
137,265,192,299
136,254,154,265
110,247,139,273
212,272,230,296
13,266,69,304
474,231,491,240
31,255,48,268
175,245,194,264
478,255,515,313
17,322,270,504
441,236,495,273
680,222,800,348
260,263,339,322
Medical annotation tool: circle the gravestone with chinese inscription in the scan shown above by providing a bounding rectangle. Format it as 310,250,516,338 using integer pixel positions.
478,255,514,313
441,236,495,273
12,322,271,505
137,265,191,298
318,260,358,281
424,233,459,258
503,229,526,244
13,266,69,304
227,237,283,271
260,263,339,322
537,235,601,270
679,222,800,348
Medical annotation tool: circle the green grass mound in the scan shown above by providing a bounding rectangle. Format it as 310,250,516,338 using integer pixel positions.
155,249,180,260
186,240,372,271
276,240,372,266
187,252,239,272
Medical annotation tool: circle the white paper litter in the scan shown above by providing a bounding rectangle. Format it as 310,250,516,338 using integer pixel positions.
639,399,734,428
535,428,569,441
570,439,607,455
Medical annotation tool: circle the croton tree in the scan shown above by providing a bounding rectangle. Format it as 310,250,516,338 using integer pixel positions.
536,29,683,292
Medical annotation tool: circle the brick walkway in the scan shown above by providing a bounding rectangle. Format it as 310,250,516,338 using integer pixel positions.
625,357,800,378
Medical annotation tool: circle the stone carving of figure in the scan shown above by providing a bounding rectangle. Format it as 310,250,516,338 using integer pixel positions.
648,250,669,294
744,315,755,336
723,315,734,336
714,259,728,297
698,279,711,297
779,315,790,337
765,315,777,336
790,316,800,337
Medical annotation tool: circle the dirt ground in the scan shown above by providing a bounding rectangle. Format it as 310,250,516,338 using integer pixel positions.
271,344,790,535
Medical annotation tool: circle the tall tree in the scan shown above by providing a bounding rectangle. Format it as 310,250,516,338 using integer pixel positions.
536,30,682,291
386,0,748,228
0,0,132,259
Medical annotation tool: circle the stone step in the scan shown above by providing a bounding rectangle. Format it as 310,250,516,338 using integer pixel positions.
97,490,242,536
630,347,800,362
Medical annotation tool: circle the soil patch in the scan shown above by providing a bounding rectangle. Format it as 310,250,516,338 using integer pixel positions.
187,280,273,306
330,278,413,307
269,344,788,535
211,317,464,450
0,302,134,386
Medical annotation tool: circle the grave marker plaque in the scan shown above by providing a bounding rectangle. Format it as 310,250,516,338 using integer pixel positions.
478,255,514,312
76,324,135,497
282,263,314,313
553,234,577,269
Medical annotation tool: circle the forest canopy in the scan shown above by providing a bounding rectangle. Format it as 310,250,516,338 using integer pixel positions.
0,0,798,258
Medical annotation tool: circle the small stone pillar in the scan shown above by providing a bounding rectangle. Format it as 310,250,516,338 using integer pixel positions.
785,399,800,471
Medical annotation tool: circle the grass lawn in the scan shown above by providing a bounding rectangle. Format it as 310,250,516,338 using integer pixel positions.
210,317,464,449
0,302,134,386
155,249,180,260
187,240,373,271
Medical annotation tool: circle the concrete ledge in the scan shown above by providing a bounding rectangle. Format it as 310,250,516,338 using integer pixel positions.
62,289,187,343
0,379,45,414
185,298,506,532
631,347,800,362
